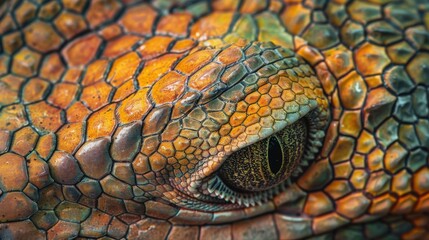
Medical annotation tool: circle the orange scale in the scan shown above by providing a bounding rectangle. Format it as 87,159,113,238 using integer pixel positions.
355,42,390,76
391,170,412,197
229,112,247,127
132,153,151,175
324,180,352,200
173,137,191,152
56,123,84,154
188,62,223,91
81,59,110,86
268,85,282,98
303,191,333,217
230,126,245,138
339,110,362,138
62,34,102,67
329,136,355,164
277,76,292,90
280,4,311,35
415,194,429,212
257,106,271,117
86,0,122,28
0,75,25,105
336,192,370,219
245,122,262,136
291,82,304,94
86,103,117,140
117,88,152,124
80,81,113,111
137,54,182,88
171,39,196,53
0,14,17,35
39,1,60,20
113,79,136,102
99,24,123,40
296,44,324,66
258,83,271,94
368,194,396,215
413,167,429,196
282,90,295,102
12,47,42,77
323,44,354,79
240,0,267,13
0,131,10,153
190,12,234,40
212,0,240,11
243,114,260,127
337,71,367,109
333,161,353,179
175,49,218,75
257,94,272,107
63,0,86,13
392,194,417,214
138,36,174,60
26,152,52,189
149,152,167,172
158,142,175,158
0,153,28,191
107,52,141,87
269,98,284,109
54,12,87,39
27,102,63,133
151,71,187,105
244,91,261,104
47,83,79,109
40,53,65,83
62,68,82,84
156,13,192,37
66,101,91,123
216,45,243,65
22,78,50,103
24,21,63,53
120,4,157,36
103,35,142,58
0,104,28,131
11,126,39,156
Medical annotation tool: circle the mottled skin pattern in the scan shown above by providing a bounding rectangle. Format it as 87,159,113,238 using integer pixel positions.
0,0,429,239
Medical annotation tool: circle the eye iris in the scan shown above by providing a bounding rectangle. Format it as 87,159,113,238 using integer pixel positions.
268,136,283,175
218,120,307,192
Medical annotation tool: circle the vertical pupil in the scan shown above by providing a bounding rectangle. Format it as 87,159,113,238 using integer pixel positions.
268,136,283,175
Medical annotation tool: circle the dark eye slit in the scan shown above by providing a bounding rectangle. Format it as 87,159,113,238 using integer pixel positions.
268,136,283,175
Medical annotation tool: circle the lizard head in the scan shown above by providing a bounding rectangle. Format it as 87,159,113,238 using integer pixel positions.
138,41,330,214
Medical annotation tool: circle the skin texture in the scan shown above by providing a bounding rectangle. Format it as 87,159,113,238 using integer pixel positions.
0,0,429,239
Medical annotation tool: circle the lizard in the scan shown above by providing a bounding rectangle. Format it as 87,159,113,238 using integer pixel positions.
0,0,428,239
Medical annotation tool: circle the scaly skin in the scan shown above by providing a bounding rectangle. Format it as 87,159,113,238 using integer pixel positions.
0,0,429,239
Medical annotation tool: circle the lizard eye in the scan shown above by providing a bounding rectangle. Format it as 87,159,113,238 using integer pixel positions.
200,109,326,207
218,119,307,192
